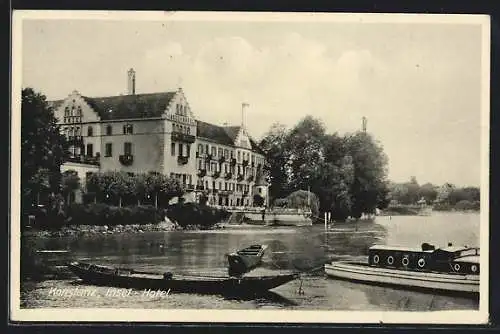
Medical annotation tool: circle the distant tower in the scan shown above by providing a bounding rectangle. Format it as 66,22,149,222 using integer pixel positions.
362,116,367,133
127,68,136,95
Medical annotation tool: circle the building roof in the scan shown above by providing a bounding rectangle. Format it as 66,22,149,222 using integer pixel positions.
196,121,235,145
81,92,176,120
196,121,265,155
52,89,266,154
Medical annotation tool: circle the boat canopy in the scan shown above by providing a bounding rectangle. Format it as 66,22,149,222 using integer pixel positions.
369,245,434,253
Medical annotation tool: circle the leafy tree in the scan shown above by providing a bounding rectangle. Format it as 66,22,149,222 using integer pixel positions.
343,132,389,218
418,183,438,204
21,88,68,210
286,116,327,192
259,123,290,200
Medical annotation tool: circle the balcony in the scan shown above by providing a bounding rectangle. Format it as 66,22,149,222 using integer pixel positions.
119,154,134,166
186,184,195,192
247,175,254,182
237,174,244,182
243,190,249,197
197,169,206,178
219,156,225,164
66,154,100,166
196,185,205,190
218,190,233,196
171,132,195,144
212,171,220,179
229,158,236,166
177,156,189,165
242,159,249,166
67,135,83,146
224,172,232,180
211,189,218,194
205,153,213,162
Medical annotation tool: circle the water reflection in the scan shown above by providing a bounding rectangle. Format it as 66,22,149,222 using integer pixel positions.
21,212,480,310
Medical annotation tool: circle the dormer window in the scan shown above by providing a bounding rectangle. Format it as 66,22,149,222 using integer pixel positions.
123,124,133,134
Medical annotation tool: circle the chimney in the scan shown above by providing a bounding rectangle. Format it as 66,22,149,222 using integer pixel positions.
127,68,136,95
241,102,249,128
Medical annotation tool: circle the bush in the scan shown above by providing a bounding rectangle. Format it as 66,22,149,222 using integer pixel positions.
65,203,164,226
166,202,230,229
454,200,479,211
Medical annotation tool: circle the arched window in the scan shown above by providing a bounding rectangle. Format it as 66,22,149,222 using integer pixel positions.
87,126,93,137
77,106,82,116
64,107,69,116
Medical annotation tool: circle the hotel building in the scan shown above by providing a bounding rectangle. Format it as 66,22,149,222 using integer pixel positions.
50,69,269,207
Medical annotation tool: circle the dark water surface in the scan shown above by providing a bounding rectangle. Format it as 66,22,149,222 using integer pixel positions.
21,212,480,310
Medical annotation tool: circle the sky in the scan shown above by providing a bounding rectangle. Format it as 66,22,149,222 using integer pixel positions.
19,13,487,187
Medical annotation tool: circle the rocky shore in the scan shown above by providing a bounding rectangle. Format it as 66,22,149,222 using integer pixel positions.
23,219,227,238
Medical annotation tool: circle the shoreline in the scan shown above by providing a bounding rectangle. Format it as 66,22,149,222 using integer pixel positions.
22,221,229,238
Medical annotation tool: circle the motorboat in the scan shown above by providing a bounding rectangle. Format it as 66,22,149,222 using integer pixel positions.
325,243,480,294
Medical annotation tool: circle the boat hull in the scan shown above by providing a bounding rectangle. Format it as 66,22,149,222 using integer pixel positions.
68,262,298,295
325,261,479,294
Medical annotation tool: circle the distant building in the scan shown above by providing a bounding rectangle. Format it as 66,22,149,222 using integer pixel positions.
50,68,268,207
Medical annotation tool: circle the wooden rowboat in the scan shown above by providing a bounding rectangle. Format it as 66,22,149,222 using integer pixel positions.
67,261,298,295
226,244,268,276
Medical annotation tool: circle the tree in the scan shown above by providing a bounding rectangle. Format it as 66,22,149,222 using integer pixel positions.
61,170,80,204
343,132,389,218
21,88,68,209
418,183,438,204
259,123,290,200
286,116,327,193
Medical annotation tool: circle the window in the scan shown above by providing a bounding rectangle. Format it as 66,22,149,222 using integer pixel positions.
186,144,191,157
205,144,209,154
123,124,133,134
198,160,202,170
187,127,191,134
64,107,69,116
124,142,132,155
218,148,223,158
77,106,82,116
105,143,112,157
211,147,216,156
178,143,183,156
224,149,228,158
237,151,241,161
198,144,203,155
171,143,175,156
86,171,93,179
106,125,112,135
87,126,93,137
86,144,93,157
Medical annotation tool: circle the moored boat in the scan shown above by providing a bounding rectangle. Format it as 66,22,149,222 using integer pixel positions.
227,244,268,276
325,243,480,294
67,261,298,295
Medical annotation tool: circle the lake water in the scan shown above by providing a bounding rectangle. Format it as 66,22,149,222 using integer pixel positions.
20,212,480,311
